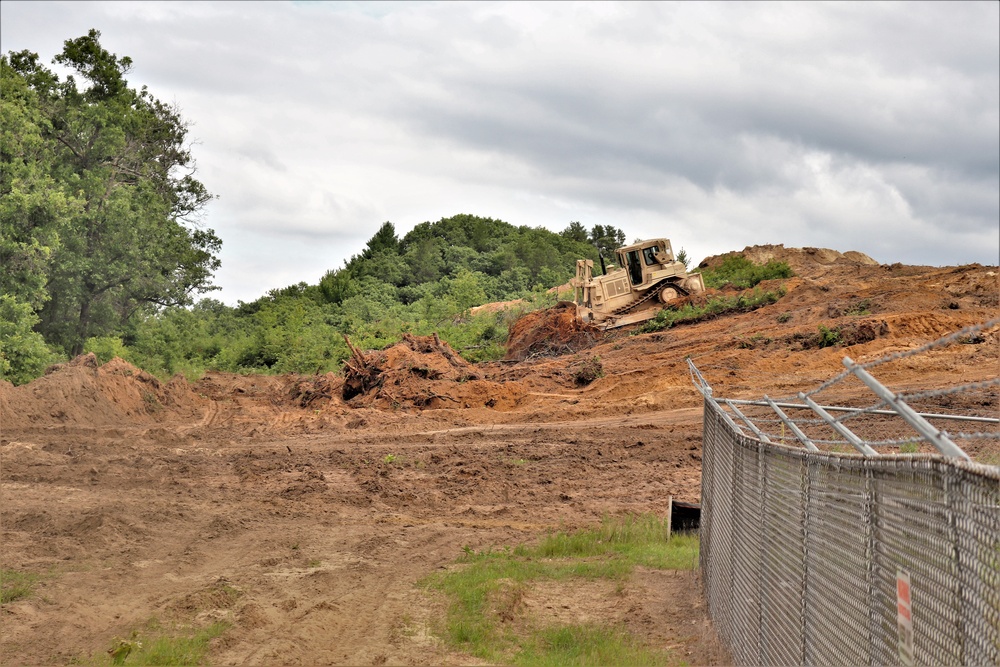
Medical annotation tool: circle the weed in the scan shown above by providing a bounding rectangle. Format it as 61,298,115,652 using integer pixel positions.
307,559,322,568
817,325,842,348
141,391,162,412
1,568,39,604
737,333,771,349
108,632,143,665
776,312,792,323
899,442,920,454
383,453,397,464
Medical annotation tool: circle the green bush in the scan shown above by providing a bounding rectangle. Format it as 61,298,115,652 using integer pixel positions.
817,325,842,348
84,336,128,364
702,256,794,289
0,294,59,385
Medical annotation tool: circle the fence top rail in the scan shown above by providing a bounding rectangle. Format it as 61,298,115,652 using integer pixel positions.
717,398,1000,424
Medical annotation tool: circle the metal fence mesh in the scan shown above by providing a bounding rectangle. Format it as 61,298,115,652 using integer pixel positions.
700,401,1000,666
697,320,1000,666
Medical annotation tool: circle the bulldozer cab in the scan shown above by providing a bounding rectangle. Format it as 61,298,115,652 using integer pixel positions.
618,239,674,288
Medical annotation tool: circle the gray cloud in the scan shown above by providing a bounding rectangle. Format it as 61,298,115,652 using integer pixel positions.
2,0,997,303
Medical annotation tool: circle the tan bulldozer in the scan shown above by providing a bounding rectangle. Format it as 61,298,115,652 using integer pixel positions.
571,238,706,330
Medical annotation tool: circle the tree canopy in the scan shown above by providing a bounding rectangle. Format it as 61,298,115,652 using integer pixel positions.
1,30,220,357
0,32,641,386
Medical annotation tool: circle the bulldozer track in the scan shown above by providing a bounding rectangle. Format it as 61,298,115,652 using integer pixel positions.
610,279,687,317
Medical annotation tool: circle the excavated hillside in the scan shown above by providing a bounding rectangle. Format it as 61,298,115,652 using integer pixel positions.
1,246,997,666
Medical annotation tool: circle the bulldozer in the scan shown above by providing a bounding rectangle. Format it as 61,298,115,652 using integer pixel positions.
571,238,705,329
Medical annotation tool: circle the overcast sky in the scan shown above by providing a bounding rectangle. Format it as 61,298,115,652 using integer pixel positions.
3,1,998,304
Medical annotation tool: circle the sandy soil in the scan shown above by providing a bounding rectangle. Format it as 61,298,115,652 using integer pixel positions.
2,246,997,665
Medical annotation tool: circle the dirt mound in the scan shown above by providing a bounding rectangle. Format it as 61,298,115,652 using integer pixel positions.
698,244,879,279
505,301,602,361
342,333,525,410
468,298,525,316
0,353,205,429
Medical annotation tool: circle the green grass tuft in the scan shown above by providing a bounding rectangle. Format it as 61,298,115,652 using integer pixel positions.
0,568,39,604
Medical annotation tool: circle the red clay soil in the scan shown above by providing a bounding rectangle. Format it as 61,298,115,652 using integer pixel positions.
1,245,997,666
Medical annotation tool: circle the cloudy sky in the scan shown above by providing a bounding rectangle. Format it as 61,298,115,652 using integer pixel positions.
3,1,998,304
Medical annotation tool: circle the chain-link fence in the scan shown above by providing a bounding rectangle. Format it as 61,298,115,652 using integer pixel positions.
694,319,1000,666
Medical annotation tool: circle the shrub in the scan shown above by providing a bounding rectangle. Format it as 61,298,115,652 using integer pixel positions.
702,256,794,289
84,336,128,364
0,295,60,385
817,325,842,348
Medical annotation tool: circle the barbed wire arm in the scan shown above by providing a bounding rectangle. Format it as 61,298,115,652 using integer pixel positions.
765,395,819,451
799,393,878,456
725,399,773,443
842,356,971,461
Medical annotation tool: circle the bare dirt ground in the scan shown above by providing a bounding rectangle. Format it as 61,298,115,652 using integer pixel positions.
2,246,997,666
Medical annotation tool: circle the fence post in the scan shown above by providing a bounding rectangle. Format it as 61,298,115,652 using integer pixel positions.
865,462,878,665
801,456,811,665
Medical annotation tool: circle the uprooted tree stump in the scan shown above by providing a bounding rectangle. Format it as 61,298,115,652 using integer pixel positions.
342,335,384,400
504,302,602,361
341,333,482,403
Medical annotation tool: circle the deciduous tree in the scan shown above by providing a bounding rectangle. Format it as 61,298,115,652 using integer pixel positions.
3,30,221,355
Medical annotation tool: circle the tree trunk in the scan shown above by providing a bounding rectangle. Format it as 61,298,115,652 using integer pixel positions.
72,295,92,357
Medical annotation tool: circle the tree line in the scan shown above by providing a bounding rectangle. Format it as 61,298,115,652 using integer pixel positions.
1,31,632,383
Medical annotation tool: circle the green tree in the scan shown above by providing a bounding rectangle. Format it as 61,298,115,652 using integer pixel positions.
318,267,355,305
5,30,221,355
446,269,488,312
0,54,75,309
589,224,626,260
360,221,399,259
561,221,588,243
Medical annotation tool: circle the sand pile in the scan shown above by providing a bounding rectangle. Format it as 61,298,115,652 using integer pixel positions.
0,354,205,429
698,244,879,279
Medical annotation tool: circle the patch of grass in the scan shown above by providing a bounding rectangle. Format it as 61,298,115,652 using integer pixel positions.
634,286,786,335
701,256,794,289
101,622,229,666
776,312,792,323
423,514,698,664
514,624,668,667
383,453,398,464
0,568,39,604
